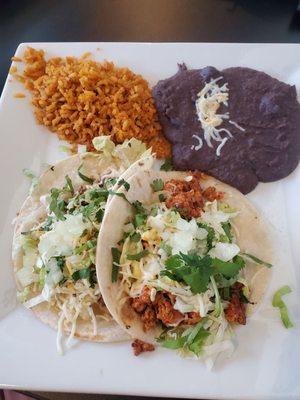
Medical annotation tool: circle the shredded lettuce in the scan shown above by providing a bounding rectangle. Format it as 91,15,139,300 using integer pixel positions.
58,145,72,155
210,276,222,317
23,168,38,193
21,235,38,252
157,321,210,356
92,135,116,156
92,135,148,168
272,286,293,329
114,138,147,167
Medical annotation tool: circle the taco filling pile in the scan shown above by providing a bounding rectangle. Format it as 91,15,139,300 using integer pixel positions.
12,137,153,352
97,170,272,367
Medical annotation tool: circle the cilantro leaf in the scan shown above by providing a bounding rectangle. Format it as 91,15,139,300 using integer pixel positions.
127,249,148,261
272,285,293,329
54,256,65,271
111,247,121,282
133,213,147,228
221,221,232,243
242,253,272,268
117,178,130,191
131,232,141,242
72,267,91,281
78,164,94,184
163,253,244,294
197,222,215,251
151,179,164,192
108,190,130,203
159,193,166,202
183,261,213,293
211,255,245,278
40,217,53,231
65,175,74,195
103,177,117,188
164,254,213,294
131,200,147,214
49,188,66,221
95,208,104,223
160,157,173,171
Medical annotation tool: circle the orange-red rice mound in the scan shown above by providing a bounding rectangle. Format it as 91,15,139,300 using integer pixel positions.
13,47,171,159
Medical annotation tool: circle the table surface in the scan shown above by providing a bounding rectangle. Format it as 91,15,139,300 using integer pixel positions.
1,0,300,399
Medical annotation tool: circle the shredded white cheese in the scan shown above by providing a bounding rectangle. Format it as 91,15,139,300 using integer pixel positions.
194,76,244,156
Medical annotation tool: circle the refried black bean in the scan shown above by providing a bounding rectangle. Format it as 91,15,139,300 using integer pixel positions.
152,64,300,194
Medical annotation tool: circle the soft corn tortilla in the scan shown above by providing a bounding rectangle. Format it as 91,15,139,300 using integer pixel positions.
97,170,273,343
12,153,153,342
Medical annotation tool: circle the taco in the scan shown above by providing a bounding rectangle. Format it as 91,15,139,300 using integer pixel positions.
97,169,273,365
12,137,153,352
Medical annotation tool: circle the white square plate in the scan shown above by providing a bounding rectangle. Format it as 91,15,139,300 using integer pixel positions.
0,42,300,399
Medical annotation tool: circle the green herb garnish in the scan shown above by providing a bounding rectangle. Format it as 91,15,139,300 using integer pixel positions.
49,188,66,221
39,217,53,231
198,222,215,251
127,249,148,261
160,157,173,171
151,179,164,192
95,208,104,223
78,164,94,184
159,193,166,202
211,256,245,278
133,214,146,228
111,247,121,282
163,254,213,294
131,232,141,242
72,267,91,281
162,253,244,294
54,256,65,271
117,178,130,191
242,253,272,268
221,221,232,243
131,200,147,214
65,175,74,195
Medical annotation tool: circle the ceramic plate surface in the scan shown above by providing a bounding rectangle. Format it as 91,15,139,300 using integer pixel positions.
0,42,300,399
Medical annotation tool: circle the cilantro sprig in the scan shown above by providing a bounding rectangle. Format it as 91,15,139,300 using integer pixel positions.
162,252,245,294
49,188,67,221
117,178,130,191
78,164,94,184
160,157,173,171
127,249,149,261
111,247,121,282
151,179,164,192
221,221,233,243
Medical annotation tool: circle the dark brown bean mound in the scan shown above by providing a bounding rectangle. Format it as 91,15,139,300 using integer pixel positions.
153,65,300,193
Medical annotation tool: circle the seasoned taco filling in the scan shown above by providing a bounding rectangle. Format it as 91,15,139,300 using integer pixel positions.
13,136,152,352
16,175,123,349
112,174,271,364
